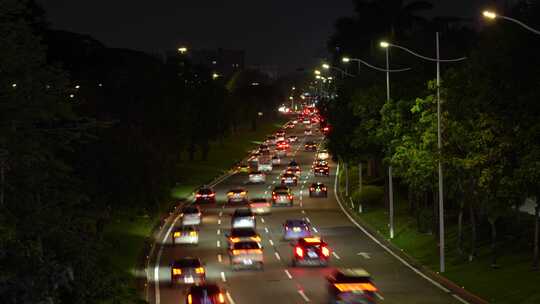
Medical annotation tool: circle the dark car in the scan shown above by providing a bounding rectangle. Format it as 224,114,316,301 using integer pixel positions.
292,237,331,267
281,173,298,186
327,268,378,304
195,187,216,204
314,164,330,176
305,141,317,151
309,182,328,197
170,257,205,285
271,186,294,207
185,283,227,304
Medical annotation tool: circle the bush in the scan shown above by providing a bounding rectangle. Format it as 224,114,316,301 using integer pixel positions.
351,185,384,207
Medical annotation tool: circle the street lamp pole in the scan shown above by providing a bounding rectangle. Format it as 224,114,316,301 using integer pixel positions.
483,11,540,35
380,34,466,273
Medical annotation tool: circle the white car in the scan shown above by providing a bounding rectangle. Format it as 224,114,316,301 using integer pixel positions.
271,156,281,165
317,150,329,160
258,161,273,172
172,226,199,245
228,241,264,270
248,171,266,184
304,129,312,135
231,208,256,229
181,206,202,226
249,198,272,215
288,135,298,143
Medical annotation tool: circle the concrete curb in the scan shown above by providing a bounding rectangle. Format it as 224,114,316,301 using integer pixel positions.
335,163,489,304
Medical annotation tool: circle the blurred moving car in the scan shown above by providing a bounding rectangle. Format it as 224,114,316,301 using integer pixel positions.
231,208,256,229
317,149,330,160
185,283,227,304
181,205,202,226
304,129,313,135
305,141,317,151
271,155,281,165
266,135,277,145
288,135,298,143
327,268,378,304
283,219,312,240
281,173,298,186
170,257,205,285
292,237,331,267
258,160,273,172
248,171,266,184
271,186,294,207
228,241,264,270
314,164,330,176
226,227,261,247
226,188,248,204
195,187,216,204
309,182,328,197
249,198,271,215
172,225,199,245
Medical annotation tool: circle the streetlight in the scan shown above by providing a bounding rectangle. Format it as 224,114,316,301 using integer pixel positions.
314,70,321,75
212,73,219,80
380,35,466,273
482,10,540,35
342,56,410,75
322,63,353,78
178,47,188,54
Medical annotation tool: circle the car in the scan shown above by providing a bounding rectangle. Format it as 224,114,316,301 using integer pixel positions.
309,182,328,197
327,268,378,304
172,225,199,245
228,241,264,270
287,160,301,171
304,129,313,135
236,163,249,173
248,171,266,184
283,219,312,240
266,135,277,145
321,125,331,135
305,141,317,151
314,164,330,176
170,257,205,285
286,167,301,176
276,130,286,137
249,198,271,215
226,227,261,247
226,188,248,204
303,118,311,125
271,155,281,165
317,149,330,160
258,160,273,172
276,140,290,150
185,283,227,304
247,157,259,172
195,187,216,204
313,159,329,167
181,205,202,226
292,237,331,267
281,173,298,186
271,186,294,207
231,208,256,229
288,135,298,143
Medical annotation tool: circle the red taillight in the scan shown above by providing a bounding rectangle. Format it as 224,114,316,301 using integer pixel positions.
322,187,327,191
196,194,202,198
209,193,215,197
310,187,315,191
321,246,330,257
288,195,293,199
295,246,304,257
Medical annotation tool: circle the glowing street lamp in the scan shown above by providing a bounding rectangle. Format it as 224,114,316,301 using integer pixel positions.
380,41,390,48
482,10,540,35
342,57,350,63
314,70,321,75
212,73,219,80
178,47,188,54
322,63,330,69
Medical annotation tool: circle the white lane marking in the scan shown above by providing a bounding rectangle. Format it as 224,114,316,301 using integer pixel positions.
221,271,227,282
357,252,371,259
300,190,303,195
376,293,385,301
332,252,341,260
218,254,222,263
333,164,461,298
265,227,269,233
453,294,470,304
269,239,274,246
264,190,268,194
301,210,306,214
218,219,221,225
261,217,265,223
219,211,223,217
284,269,293,279
226,292,236,304
217,229,221,235
298,290,310,302
274,252,281,260
312,227,318,233
305,217,311,223
217,240,221,248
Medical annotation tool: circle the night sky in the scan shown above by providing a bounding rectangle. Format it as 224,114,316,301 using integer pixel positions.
37,0,491,74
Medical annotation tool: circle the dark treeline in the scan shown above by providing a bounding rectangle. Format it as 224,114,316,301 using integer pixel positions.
324,0,540,268
0,0,284,302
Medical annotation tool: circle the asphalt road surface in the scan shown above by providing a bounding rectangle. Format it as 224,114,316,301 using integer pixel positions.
146,124,465,304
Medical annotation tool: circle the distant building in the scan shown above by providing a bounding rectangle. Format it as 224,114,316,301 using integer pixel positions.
191,48,245,78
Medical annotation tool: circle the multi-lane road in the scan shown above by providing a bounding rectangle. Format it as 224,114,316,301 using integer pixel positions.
146,124,465,304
